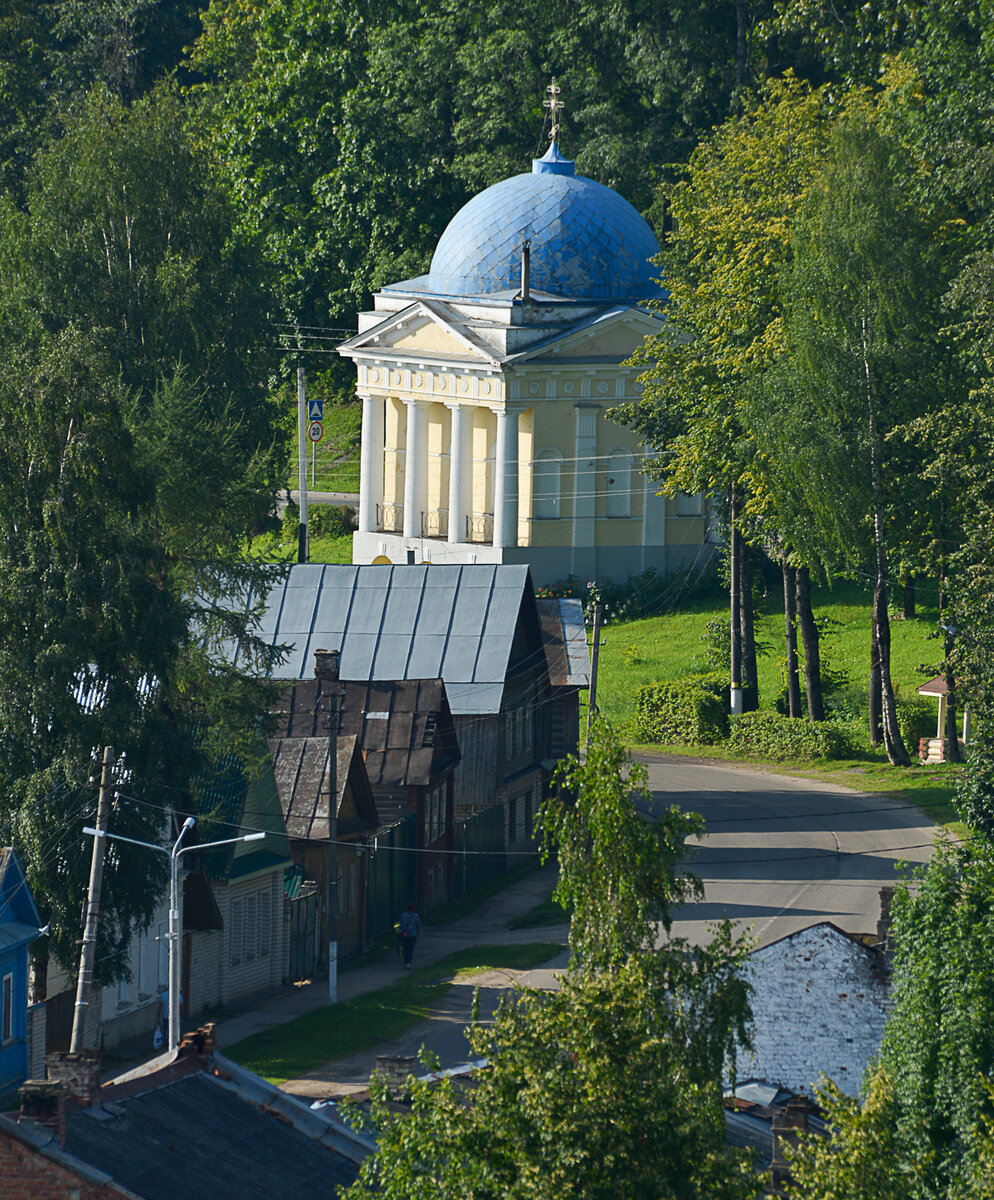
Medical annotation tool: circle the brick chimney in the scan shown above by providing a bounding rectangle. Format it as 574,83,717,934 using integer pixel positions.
374,1054,417,1097
770,1096,813,1193
19,1081,67,1148
44,1051,102,1108
179,1023,217,1058
314,648,340,682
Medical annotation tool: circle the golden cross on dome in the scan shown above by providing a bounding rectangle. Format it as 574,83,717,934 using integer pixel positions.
543,78,564,143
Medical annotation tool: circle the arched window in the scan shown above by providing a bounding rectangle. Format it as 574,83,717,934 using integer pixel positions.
605,448,632,518
533,448,562,519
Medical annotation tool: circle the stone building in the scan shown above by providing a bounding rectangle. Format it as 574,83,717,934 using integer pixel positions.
337,141,708,584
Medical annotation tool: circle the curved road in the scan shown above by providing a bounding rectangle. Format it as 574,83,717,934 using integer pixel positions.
643,757,938,947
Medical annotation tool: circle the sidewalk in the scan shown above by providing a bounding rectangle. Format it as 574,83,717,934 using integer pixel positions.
211,863,566,1051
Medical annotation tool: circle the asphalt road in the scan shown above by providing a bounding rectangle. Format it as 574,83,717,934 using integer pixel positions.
282,761,938,1099
645,757,938,947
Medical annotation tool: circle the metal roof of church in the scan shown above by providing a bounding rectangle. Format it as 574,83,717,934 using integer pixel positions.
248,564,536,716
385,142,663,303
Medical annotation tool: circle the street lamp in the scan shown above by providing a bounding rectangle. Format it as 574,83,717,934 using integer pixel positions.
83,817,265,1052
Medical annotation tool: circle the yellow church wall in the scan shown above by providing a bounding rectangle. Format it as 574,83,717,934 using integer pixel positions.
391,321,475,358
471,409,495,514
517,407,534,543
382,396,407,508
426,402,450,512
666,516,707,546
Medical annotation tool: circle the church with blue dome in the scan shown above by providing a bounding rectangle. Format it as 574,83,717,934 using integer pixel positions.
338,137,708,582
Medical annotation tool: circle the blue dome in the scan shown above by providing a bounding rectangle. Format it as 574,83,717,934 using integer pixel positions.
423,145,663,303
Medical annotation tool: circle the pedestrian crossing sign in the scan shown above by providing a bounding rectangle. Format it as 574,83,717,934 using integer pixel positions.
308,397,323,421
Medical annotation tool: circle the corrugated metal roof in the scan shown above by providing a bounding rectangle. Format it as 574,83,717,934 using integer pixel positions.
243,564,534,715
536,598,590,687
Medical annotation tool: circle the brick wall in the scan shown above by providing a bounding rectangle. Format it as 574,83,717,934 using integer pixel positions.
0,1126,128,1200
735,923,890,1096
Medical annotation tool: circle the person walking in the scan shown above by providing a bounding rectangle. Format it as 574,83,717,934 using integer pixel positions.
398,902,421,969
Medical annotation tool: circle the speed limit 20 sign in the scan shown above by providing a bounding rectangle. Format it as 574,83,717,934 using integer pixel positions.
307,420,323,443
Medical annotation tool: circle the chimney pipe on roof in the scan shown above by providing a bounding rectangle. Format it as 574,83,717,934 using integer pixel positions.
19,1081,67,1149
314,648,340,682
520,242,531,303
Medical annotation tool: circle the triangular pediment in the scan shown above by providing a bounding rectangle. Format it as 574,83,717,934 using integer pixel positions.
511,305,663,365
338,302,499,366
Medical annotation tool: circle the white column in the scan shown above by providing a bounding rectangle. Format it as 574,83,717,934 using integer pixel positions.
358,394,383,534
402,398,427,539
447,403,468,544
492,407,519,549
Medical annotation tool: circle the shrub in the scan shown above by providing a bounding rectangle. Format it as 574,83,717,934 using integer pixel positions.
309,503,357,538
727,711,858,761
896,695,935,753
634,673,728,745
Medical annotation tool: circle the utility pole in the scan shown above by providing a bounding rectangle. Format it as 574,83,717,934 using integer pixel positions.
586,604,603,746
729,489,743,716
297,363,309,563
71,746,114,1054
315,648,341,1004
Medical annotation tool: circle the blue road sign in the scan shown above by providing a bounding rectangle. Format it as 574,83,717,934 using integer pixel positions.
308,397,324,421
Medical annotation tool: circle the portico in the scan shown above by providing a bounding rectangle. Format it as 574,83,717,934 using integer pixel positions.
338,140,711,583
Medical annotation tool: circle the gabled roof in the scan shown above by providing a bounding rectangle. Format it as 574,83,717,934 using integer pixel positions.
269,734,380,841
536,598,590,687
48,1051,365,1200
195,758,293,884
245,563,544,716
0,847,43,950
272,679,460,790
337,299,503,367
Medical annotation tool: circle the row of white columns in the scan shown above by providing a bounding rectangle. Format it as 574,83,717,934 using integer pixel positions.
357,395,519,548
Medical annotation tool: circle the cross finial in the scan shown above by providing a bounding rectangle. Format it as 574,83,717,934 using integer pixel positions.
543,78,564,144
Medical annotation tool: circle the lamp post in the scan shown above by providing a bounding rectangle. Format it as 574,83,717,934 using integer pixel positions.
83,818,265,1053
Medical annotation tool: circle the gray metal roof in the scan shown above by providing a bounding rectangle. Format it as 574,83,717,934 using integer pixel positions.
247,563,535,715
536,598,590,687
64,1070,359,1199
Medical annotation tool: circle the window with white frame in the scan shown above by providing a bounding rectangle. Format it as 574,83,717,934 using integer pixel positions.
230,887,272,968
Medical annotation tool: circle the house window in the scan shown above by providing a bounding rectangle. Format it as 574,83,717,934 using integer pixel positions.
1,974,11,1042
231,889,272,966
534,449,562,519
259,890,271,957
245,893,257,962
230,900,243,967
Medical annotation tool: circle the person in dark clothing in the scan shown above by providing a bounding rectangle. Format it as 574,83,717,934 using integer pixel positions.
398,902,421,968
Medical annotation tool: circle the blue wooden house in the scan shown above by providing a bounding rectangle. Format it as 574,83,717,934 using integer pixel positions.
0,848,43,1098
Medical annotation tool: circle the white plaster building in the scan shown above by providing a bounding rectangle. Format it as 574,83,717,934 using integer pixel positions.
338,142,709,584
735,922,891,1097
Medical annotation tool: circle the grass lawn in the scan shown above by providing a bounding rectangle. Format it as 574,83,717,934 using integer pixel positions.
249,530,354,565
291,401,361,493
226,942,561,1084
508,895,572,930
589,580,964,828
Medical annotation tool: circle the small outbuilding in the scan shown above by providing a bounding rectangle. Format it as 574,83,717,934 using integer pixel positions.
916,674,970,763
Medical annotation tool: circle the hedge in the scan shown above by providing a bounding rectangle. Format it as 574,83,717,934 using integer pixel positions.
634,673,728,746
727,711,858,761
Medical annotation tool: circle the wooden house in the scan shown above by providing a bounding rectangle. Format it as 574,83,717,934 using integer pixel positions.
243,564,567,852
269,733,380,970
272,675,460,914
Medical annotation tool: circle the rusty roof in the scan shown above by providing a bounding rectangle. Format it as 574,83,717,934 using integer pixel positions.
271,678,460,790
268,734,379,841
536,598,590,687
